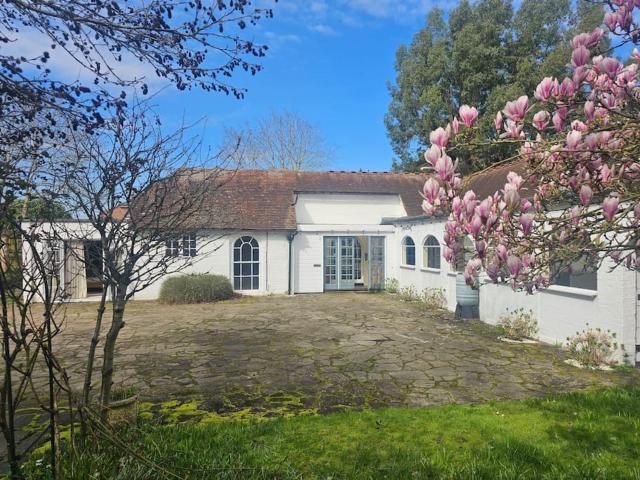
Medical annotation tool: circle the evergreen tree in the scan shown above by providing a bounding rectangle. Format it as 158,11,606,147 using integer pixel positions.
386,0,605,172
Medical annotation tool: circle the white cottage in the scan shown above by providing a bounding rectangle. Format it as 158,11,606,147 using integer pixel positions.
24,168,640,364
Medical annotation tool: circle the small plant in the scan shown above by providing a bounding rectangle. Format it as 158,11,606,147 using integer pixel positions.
384,277,399,294
398,285,419,302
159,274,234,304
496,308,538,341
420,288,446,310
566,327,618,368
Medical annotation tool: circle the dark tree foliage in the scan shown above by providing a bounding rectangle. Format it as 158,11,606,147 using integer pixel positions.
386,0,606,172
0,0,275,196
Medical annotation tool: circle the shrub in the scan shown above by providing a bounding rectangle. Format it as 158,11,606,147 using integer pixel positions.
420,288,446,310
496,308,538,341
159,274,233,304
384,277,399,294
398,285,419,302
566,327,618,367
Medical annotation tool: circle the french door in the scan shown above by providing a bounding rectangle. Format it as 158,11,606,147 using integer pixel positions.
323,236,384,291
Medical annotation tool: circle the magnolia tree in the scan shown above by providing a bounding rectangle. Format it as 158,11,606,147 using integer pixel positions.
421,0,640,292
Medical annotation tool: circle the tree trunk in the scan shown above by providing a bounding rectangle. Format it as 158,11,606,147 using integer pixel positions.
43,305,59,480
82,288,108,407
99,288,127,421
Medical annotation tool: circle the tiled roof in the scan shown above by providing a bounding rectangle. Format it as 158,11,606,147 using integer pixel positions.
463,159,533,199
170,169,430,230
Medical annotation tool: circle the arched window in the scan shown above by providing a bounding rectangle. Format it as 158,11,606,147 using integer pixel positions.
401,236,415,266
423,235,441,270
233,236,259,290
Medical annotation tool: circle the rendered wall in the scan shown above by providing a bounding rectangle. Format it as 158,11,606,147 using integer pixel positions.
389,219,638,363
295,193,406,226
135,230,290,300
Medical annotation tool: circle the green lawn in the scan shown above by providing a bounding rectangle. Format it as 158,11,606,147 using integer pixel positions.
25,387,640,479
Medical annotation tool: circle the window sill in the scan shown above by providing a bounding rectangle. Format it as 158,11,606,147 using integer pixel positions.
420,267,441,274
399,265,416,270
544,285,597,299
447,271,458,277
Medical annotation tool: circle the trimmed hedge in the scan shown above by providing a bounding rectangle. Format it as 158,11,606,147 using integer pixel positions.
158,274,234,304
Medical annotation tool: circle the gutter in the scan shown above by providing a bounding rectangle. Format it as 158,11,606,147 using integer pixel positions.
287,230,298,295
380,214,447,225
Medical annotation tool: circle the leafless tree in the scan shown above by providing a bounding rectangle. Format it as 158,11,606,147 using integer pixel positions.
59,106,234,419
221,110,333,171
0,187,71,479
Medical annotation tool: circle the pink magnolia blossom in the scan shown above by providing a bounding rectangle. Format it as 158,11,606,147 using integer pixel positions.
459,105,479,128
602,195,619,222
604,11,617,31
503,95,529,121
571,46,590,68
467,215,483,237
571,29,604,49
579,185,593,206
566,130,582,149
495,111,503,131
424,145,442,168
600,164,612,183
434,154,455,182
475,240,487,258
503,120,522,139
519,213,534,236
496,244,508,263
443,246,455,263
422,178,441,203
534,77,556,101
507,172,524,189
552,111,564,132
430,126,451,148
584,101,595,122
452,117,460,134
557,77,576,98
422,200,435,215
532,110,550,130
599,57,622,79
506,255,522,278
571,120,588,132
504,187,520,210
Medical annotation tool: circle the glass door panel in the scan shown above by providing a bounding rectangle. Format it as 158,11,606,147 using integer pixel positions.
369,236,385,290
324,237,338,290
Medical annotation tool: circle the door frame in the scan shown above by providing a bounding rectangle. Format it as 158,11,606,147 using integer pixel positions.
323,235,385,291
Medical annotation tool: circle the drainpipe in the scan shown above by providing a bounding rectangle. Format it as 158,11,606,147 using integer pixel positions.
287,230,298,295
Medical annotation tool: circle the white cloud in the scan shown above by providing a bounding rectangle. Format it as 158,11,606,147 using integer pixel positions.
263,31,302,51
269,0,439,39
341,0,436,20
309,24,338,36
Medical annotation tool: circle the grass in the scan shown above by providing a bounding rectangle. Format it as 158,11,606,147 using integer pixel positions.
22,386,640,479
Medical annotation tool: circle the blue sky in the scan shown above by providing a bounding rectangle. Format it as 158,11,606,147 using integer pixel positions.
149,0,445,172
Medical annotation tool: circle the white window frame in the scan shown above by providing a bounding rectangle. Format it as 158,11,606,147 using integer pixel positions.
422,235,441,270
233,236,260,291
165,233,197,257
401,236,416,267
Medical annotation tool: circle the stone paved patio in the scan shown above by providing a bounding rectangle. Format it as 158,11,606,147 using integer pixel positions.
54,292,637,413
